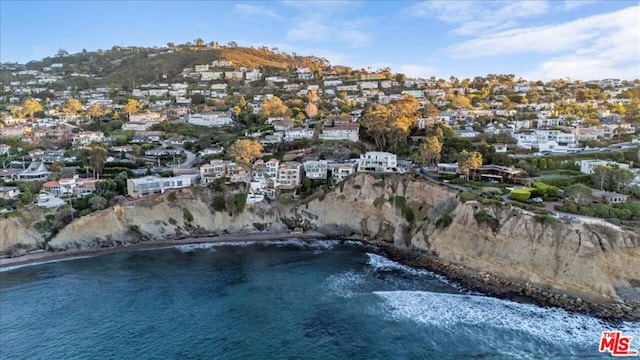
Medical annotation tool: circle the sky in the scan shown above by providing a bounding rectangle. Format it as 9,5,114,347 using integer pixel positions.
1,0,639,81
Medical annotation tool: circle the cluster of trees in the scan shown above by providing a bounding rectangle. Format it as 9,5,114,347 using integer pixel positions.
360,95,419,152
591,165,634,192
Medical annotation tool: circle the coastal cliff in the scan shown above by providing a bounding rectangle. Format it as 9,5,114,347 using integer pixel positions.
2,174,639,318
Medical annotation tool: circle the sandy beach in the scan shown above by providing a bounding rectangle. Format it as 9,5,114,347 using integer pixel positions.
0,231,329,270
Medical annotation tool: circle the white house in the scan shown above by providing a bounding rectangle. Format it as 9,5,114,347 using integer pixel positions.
17,162,50,181
513,130,577,151
284,128,314,141
578,160,630,175
437,163,459,175
357,152,397,173
72,131,105,146
0,186,20,200
328,163,356,183
187,112,233,127
320,123,359,142
303,160,328,180
0,144,11,155
127,175,197,197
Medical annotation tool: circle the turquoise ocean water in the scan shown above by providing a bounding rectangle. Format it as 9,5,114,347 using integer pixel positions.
1,239,638,359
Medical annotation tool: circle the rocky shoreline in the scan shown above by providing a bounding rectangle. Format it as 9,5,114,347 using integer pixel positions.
372,241,640,322
2,231,638,322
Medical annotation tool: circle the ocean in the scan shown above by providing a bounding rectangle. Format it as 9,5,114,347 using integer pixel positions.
1,239,638,359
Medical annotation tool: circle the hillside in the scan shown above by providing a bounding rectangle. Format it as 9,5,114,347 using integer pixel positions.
19,44,330,87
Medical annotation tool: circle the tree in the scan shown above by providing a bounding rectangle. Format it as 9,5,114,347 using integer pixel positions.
123,99,140,118
458,150,483,180
22,98,43,121
260,96,291,120
228,139,263,164
63,98,83,118
195,38,205,46
304,102,318,118
565,183,593,204
417,136,442,166
82,146,107,178
89,195,107,211
592,165,610,191
86,103,107,120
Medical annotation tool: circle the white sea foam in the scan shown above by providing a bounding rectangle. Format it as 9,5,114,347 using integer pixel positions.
173,239,342,253
325,271,367,298
0,256,94,273
374,290,640,347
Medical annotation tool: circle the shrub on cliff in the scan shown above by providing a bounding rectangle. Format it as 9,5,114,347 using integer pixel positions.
183,208,194,223
211,195,226,211
474,210,499,231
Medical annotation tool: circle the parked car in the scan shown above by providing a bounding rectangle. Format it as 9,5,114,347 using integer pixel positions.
531,197,543,203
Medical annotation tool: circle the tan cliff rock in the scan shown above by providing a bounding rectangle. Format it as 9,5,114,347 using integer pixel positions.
1,174,638,316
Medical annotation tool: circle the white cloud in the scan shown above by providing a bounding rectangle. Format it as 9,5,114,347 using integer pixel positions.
233,4,281,19
406,1,549,35
560,0,596,11
445,6,639,58
278,0,371,48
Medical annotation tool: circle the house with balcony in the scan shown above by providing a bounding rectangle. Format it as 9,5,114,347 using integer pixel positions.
0,186,20,200
328,163,356,183
72,131,105,146
127,174,197,197
199,159,227,184
187,112,233,127
320,123,359,142
303,160,328,180
436,163,459,176
469,165,531,185
578,160,630,175
42,175,101,197
357,152,397,173
17,162,50,181
284,128,314,142
276,162,302,190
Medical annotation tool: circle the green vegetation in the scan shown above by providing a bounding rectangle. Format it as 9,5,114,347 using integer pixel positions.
534,214,557,225
232,193,247,213
279,194,294,205
474,210,499,231
167,192,177,202
211,195,226,211
183,208,194,223
555,201,640,221
509,188,532,202
459,192,478,203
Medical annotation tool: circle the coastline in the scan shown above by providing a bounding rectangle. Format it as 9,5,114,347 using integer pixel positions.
0,231,329,270
2,230,638,322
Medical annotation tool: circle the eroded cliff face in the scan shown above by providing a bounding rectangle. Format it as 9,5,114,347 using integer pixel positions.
47,187,286,251
0,217,44,256
294,174,640,306
3,174,638,314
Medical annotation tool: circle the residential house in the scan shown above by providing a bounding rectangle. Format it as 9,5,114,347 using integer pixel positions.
303,160,328,180
127,174,197,197
591,190,628,204
357,152,397,173
578,160,630,175
72,131,105,146
200,146,224,157
200,159,226,184
42,175,101,197
0,144,11,155
225,162,250,183
573,127,599,142
284,128,314,142
17,162,50,181
513,130,577,151
122,122,154,131
328,163,356,183
320,123,360,142
0,186,20,200
277,161,302,190
187,112,233,127
436,163,459,176
469,165,530,185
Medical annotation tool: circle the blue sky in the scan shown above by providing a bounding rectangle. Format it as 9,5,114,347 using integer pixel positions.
1,1,638,81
